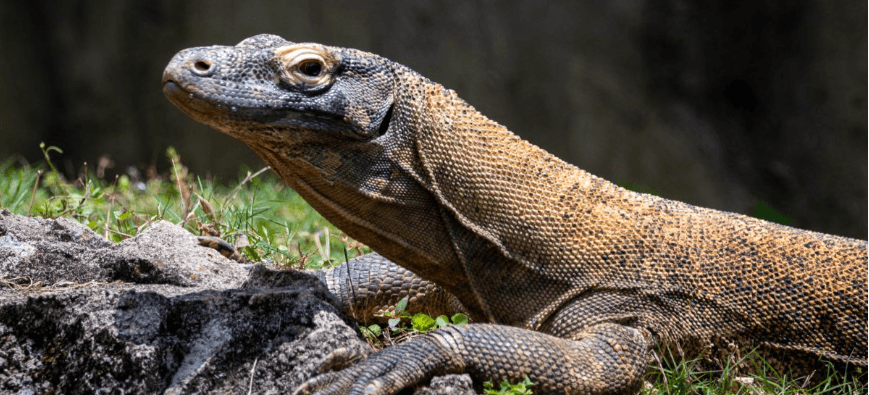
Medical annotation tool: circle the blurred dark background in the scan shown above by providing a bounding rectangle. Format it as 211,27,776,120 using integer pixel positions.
0,1,865,238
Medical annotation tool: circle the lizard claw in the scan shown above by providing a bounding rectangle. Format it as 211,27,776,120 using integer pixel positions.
292,371,341,395
314,347,368,374
292,347,372,395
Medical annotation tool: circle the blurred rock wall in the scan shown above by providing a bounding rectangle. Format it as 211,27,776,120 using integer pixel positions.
0,0,865,238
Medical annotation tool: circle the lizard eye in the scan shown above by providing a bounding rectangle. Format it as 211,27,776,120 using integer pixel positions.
276,45,336,87
298,60,322,77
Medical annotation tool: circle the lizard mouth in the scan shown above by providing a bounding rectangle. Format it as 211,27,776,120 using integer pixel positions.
165,78,392,141
162,80,230,123
162,79,321,134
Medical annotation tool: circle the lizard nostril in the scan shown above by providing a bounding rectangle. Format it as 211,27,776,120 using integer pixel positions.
192,59,213,75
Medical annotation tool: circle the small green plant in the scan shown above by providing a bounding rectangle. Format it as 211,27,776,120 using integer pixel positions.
359,324,382,344
360,297,468,346
374,297,468,335
39,142,65,191
483,376,535,395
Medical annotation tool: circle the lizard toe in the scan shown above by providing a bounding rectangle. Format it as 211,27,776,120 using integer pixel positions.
197,235,247,263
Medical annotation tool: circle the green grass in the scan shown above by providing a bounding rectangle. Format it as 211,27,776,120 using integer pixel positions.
1,146,864,394
0,146,369,268
642,349,865,395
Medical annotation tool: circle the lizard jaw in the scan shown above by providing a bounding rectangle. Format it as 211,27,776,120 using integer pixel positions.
162,80,232,131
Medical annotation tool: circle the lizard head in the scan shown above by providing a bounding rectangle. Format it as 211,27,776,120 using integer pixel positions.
162,34,395,145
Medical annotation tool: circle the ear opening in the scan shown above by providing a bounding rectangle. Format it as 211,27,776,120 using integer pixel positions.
375,103,394,137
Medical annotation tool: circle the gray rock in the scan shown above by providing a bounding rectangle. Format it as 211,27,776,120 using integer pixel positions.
0,211,474,394
0,210,248,288
417,374,477,395
0,211,365,394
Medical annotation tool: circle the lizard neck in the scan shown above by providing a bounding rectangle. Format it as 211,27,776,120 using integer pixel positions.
382,78,634,326
246,133,492,322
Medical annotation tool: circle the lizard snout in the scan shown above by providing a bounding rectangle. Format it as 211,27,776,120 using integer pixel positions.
162,48,220,85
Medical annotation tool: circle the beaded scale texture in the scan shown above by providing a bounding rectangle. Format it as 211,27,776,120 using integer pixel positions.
163,34,867,395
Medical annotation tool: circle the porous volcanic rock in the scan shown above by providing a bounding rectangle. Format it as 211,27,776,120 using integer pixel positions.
0,210,364,394
0,210,474,394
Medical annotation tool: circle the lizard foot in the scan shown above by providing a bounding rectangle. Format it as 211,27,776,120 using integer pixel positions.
293,335,459,395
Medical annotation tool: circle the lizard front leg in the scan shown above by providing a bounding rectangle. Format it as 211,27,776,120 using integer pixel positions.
294,323,650,395
312,253,470,323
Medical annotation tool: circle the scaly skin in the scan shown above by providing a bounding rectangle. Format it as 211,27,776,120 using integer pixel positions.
163,34,867,394
312,252,467,324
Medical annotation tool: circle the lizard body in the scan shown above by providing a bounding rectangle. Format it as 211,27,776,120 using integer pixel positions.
163,35,867,395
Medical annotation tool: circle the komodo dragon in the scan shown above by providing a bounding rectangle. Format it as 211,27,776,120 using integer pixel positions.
162,34,867,394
